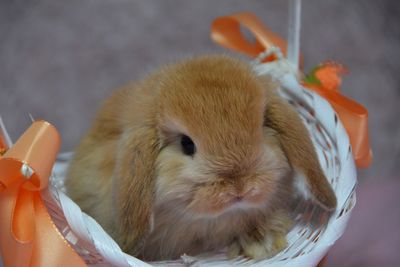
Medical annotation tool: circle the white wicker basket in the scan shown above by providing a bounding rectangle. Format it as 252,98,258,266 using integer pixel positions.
40,53,357,267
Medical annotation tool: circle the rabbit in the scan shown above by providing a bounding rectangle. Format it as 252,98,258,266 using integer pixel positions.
65,55,337,261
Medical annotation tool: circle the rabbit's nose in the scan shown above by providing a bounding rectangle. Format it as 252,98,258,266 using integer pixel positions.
221,187,261,202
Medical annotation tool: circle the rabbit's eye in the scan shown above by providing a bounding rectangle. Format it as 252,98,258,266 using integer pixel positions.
180,135,196,156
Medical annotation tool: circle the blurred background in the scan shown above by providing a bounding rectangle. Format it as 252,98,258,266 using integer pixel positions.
0,0,399,266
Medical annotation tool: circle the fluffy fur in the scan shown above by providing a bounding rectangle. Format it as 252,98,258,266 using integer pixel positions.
65,55,336,261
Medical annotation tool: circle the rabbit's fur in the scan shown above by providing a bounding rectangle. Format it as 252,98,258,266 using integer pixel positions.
66,55,336,260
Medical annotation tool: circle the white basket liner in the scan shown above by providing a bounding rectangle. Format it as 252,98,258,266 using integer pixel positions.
43,57,357,267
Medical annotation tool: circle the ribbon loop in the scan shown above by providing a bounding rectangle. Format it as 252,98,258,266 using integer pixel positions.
1,120,60,191
211,12,287,61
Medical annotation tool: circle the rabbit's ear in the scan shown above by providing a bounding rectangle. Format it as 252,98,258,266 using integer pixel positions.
113,125,159,254
264,95,337,211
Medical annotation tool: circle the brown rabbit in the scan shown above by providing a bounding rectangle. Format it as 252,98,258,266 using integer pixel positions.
65,55,336,261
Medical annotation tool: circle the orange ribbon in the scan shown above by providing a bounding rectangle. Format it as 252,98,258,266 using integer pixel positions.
211,12,287,62
211,12,372,168
0,121,87,267
303,62,372,167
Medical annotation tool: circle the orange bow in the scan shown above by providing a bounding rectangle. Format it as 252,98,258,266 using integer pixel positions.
211,12,372,168
0,121,87,267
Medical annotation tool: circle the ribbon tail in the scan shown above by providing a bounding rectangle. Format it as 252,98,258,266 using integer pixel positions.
306,85,372,167
30,193,87,267
0,183,34,267
328,96,372,167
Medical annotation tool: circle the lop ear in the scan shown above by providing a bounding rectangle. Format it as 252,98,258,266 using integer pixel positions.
114,125,159,255
265,94,337,211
